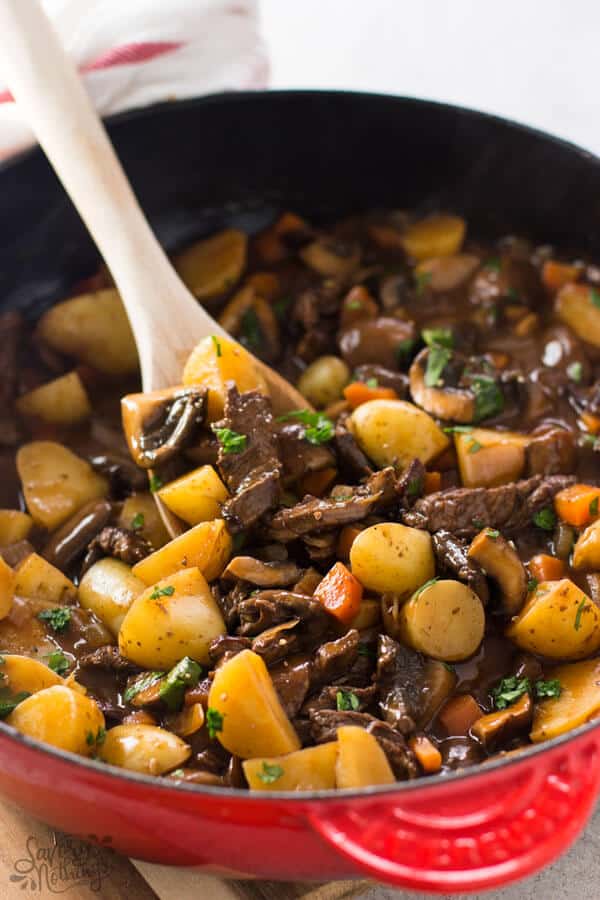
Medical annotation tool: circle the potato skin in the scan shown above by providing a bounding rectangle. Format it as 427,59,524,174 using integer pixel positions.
99,724,190,774
243,742,338,791
14,553,76,605
7,685,105,756
398,579,485,662
350,522,435,596
119,567,225,668
349,399,449,469
336,726,395,788
16,371,91,425
297,355,350,408
0,654,63,694
132,519,232,585
79,558,146,636
158,465,229,526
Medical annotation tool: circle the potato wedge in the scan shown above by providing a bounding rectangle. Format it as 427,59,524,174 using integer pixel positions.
349,399,449,469
0,654,63,694
119,567,225,668
0,510,33,546
208,649,300,759
572,520,600,570
158,465,229,526
297,356,351,408
99,724,190,774
119,493,169,550
335,726,395,788
398,579,485,662
531,658,600,742
350,523,435,596
556,283,600,348
506,579,600,660
17,441,108,530
243,742,338,791
132,519,231,585
8,685,105,756
0,557,14,620
401,214,466,261
79,558,146,636
174,229,247,301
182,334,268,421
36,288,138,374
14,553,77,605
455,428,528,488
16,371,91,425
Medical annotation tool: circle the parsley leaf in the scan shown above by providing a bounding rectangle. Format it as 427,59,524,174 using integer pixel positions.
422,327,454,349
396,337,416,362
0,689,31,719
240,307,262,349
492,676,531,710
415,271,432,295
471,375,504,422
257,762,284,784
468,440,482,454
37,607,71,632
149,473,163,493
149,585,175,600
415,577,439,598
212,426,248,454
346,298,363,310
336,690,360,711
590,288,600,309
443,425,473,434
277,409,334,445
535,678,562,700
211,335,222,357
273,296,292,319
124,671,165,704
131,512,145,531
484,257,502,272
365,377,378,388
590,496,599,517
575,597,588,631
486,529,500,539
206,707,224,739
533,507,556,531
425,345,452,387
159,657,202,711
567,361,583,383
527,577,539,593
406,476,423,500
46,650,70,675
358,645,375,658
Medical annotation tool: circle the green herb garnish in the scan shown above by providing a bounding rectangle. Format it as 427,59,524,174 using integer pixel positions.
357,645,376,658
443,425,473,434
131,512,145,531
567,361,583,383
535,679,562,700
336,690,360,712
484,257,502,272
425,345,452,387
533,507,557,531
158,657,202,712
149,585,175,600
0,689,30,719
590,496,599,517
406,476,423,500
471,375,504,422
37,607,71,632
415,271,432,294
211,335,222,357
346,298,363,310
206,707,224,739
257,762,284,784
422,327,454,349
468,440,482,454
396,337,416,362
527,577,539,593
486,529,500,539
86,726,106,748
46,651,70,675
492,676,531,710
149,473,163,493
365,377,378,388
277,409,334,446
240,307,262,349
415,577,439,598
575,597,588,631
590,288,600,309
124,671,165,703
212,426,248,454
273,296,292,319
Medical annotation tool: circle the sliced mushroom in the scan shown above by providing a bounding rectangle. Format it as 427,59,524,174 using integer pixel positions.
42,499,113,572
467,528,527,616
409,347,475,422
300,237,361,278
471,692,532,751
221,556,303,587
251,618,302,666
121,385,206,469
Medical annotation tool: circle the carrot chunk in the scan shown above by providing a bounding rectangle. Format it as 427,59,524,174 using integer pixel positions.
336,525,363,561
343,381,398,409
298,467,337,498
437,694,482,736
313,561,363,625
581,411,600,435
528,553,567,584
423,471,442,494
541,260,581,293
409,734,443,774
555,483,600,527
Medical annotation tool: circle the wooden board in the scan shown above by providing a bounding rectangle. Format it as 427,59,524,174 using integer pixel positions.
0,801,370,900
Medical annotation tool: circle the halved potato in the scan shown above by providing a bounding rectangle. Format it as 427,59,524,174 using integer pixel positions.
14,553,77,605
131,519,231,585
8,685,105,756
174,229,247,301
16,371,91,426
335,726,395,788
398,579,485,662
572,520,600,570
0,557,14,620
455,428,528,488
0,654,63,693
99,724,190,774
158,465,229,526
556,283,600,348
182,334,268,420
350,523,434,596
243,742,338,791
79,558,146,636
349,399,449,469
0,510,33,546
531,658,600,742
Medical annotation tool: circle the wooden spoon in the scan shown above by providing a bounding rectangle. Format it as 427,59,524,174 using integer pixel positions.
0,0,308,536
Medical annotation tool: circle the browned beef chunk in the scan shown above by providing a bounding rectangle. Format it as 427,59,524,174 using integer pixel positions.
311,630,360,688
403,475,575,537
83,525,151,569
222,555,302,587
270,657,312,718
302,530,338,562
376,635,424,734
432,531,489,603
267,467,398,540
309,709,418,779
334,419,373,478
215,384,282,531
212,581,249,630
77,645,140,673
0,311,23,446
208,634,252,667
236,590,332,642
396,458,426,506
301,684,376,717
525,428,576,476
352,365,409,397
277,422,335,484
252,620,303,666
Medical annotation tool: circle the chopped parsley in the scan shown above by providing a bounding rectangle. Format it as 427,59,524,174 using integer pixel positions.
406,476,423,500
159,657,202,711
346,298,363,310
486,529,500,539
492,676,531,710
471,375,504,422
131,512,145,531
149,473,163,493
396,337,416,362
415,577,439,598
46,650,70,675
277,409,334,446
533,507,556,531
240,307,262,349
442,662,456,673
581,433,600,450
273,295,292,319
37,607,71,632
415,270,432,294
212,426,248,454
149,585,175,600
574,597,588,631
365,377,378,388
535,679,562,700
527,577,539,593
211,335,222,357
443,425,473,434
0,689,30,719
472,518,485,529
567,361,583,383
336,690,360,711
422,327,454,350
86,727,105,748
124,671,164,703
590,287,600,309
484,257,502,272
206,707,224,739
590,496,599,517
358,645,376,658
425,345,452,387
468,440,482,454
257,762,284,784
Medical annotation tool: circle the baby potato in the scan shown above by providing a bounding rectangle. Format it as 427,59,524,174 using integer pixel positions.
182,334,268,420
132,519,232,585
297,356,351,408
0,654,63,693
174,229,247,301
0,557,14,620
158,465,229,526
36,288,138,375
79,558,146,636
350,523,435,596
455,428,527,488
99,724,191,775
16,371,91,425
7,685,105,756
119,493,169,550
398,579,485,662
572,520,600,570
401,214,466,261
0,510,33,546
335,726,395,788
119,567,225,668
243,742,338,791
506,579,600,660
531,658,600,742
208,649,301,759
14,553,77,605
556,283,600,349
17,441,108,531
349,400,449,469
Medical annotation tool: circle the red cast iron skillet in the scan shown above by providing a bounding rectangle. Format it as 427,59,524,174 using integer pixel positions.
1,91,600,894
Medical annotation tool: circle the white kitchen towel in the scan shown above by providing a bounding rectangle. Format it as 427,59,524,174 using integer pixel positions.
0,0,268,159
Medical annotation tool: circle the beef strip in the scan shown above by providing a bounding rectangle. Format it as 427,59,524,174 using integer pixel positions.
251,619,303,666
208,634,252,668
376,635,423,734
352,364,409,397
301,684,376,717
334,419,373,479
212,581,249,630
77,645,140,673
310,630,360,688
432,530,490,603
236,590,332,643
403,475,576,537
270,656,312,718
0,311,23,446
277,422,336,484
309,709,418,779
83,525,152,570
215,384,282,531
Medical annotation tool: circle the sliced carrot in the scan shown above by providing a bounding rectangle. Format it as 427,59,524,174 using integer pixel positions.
581,411,600,435
409,734,442,774
555,483,600,527
313,561,363,625
343,381,398,409
340,285,379,328
541,260,581,293
336,524,364,561
245,271,280,301
528,553,567,584
437,694,482,736
423,471,442,494
299,466,337,498
254,212,309,264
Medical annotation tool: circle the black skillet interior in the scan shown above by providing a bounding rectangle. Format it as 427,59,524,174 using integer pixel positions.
1,90,600,321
